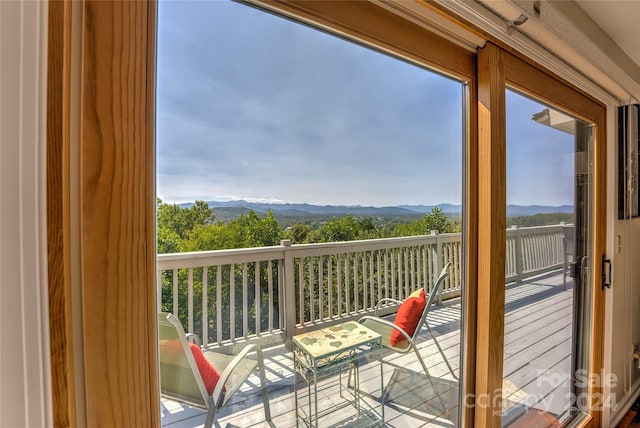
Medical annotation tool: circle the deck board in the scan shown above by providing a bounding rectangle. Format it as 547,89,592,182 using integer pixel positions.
162,270,574,427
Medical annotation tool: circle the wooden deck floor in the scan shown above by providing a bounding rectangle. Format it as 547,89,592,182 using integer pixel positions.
161,270,573,428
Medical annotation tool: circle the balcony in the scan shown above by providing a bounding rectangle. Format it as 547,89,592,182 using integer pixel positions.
158,224,573,427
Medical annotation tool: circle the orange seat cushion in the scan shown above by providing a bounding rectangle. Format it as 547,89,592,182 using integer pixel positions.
390,289,426,346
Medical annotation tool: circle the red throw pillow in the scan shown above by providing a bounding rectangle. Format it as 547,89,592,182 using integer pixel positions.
390,289,426,346
160,340,222,395
188,343,222,396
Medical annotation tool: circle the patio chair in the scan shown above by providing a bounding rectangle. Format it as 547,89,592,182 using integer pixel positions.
158,312,271,427
358,262,457,380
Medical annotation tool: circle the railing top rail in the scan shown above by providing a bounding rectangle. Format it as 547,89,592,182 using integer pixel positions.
159,245,286,261
157,224,572,270
158,245,282,260
158,246,286,269
287,233,458,250
286,233,460,257
507,224,572,232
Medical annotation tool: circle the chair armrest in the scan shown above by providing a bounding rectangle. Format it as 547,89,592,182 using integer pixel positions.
211,344,260,405
375,298,402,315
185,333,201,347
358,315,415,351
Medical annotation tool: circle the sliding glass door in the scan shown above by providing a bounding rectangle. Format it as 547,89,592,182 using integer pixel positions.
156,1,473,426
501,89,594,426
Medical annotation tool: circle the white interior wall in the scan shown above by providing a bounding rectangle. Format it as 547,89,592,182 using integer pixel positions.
0,1,52,427
603,47,640,428
609,216,640,425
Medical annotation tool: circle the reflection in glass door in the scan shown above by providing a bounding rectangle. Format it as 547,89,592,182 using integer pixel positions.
502,89,593,426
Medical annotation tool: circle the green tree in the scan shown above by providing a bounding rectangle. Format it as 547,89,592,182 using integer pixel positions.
394,206,455,236
312,214,379,242
313,215,357,242
181,223,235,252
285,223,312,244
157,226,181,254
157,198,215,241
415,206,454,234
230,210,282,248
507,212,573,227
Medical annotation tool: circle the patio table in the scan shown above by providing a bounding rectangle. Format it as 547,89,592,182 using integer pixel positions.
292,321,384,427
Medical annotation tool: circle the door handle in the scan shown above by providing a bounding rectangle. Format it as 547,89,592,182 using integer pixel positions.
601,255,612,290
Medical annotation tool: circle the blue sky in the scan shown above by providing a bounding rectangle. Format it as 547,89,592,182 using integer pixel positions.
156,1,575,207
506,90,575,206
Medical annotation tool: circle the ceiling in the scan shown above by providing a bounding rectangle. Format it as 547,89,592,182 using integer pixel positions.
575,0,640,69
505,0,640,99
400,0,640,99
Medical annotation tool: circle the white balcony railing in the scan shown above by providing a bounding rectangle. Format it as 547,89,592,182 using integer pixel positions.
157,224,572,351
505,224,568,282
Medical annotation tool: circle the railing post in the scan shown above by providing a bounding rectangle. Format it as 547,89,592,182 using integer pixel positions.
513,225,523,283
431,230,443,305
188,268,194,334
281,239,296,348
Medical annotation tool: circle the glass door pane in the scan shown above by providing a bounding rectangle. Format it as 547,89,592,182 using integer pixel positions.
502,89,593,426
156,1,468,426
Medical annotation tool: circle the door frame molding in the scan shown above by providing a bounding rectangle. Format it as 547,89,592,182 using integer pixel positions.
505,49,607,428
46,2,606,427
47,1,159,426
475,42,607,427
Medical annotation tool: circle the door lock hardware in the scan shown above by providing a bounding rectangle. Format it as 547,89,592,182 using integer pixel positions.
569,262,579,278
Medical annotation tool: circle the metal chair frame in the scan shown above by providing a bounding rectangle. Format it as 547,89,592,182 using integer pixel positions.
158,312,271,427
358,262,457,380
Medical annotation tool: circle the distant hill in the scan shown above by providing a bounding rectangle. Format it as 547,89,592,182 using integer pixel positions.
177,200,573,221
199,200,416,216
506,204,573,216
397,204,461,215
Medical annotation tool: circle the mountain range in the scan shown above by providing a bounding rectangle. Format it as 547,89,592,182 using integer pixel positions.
179,200,573,218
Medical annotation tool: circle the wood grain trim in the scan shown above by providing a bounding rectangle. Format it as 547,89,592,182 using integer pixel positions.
426,0,611,111
504,51,605,124
475,42,507,428
47,1,76,426
146,2,160,424
462,79,479,428
80,1,159,426
252,0,475,80
589,109,607,428
576,416,594,428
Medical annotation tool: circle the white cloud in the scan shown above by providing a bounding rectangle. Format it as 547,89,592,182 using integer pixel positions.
156,1,572,208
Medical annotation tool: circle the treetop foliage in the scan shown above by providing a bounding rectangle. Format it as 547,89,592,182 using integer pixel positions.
506,212,573,228
156,199,460,253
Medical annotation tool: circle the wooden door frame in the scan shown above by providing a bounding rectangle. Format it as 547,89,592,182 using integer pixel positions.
47,1,75,425
475,41,607,427
504,50,607,428
48,1,159,426
47,2,606,427
475,42,508,427
48,1,476,425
